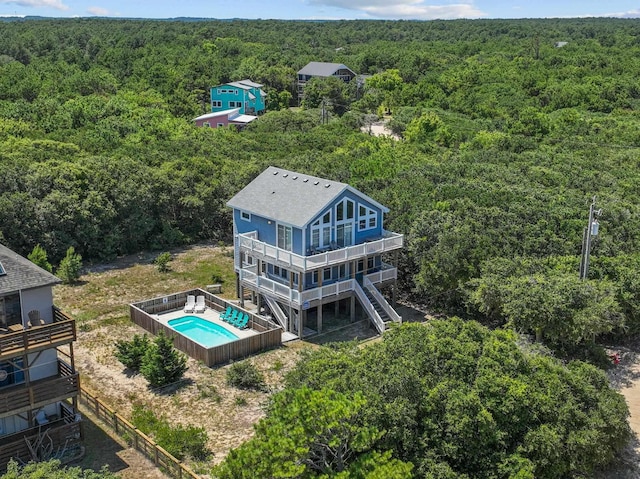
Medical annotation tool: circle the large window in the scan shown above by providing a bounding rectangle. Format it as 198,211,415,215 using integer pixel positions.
358,204,377,231
277,224,292,251
311,210,332,250
323,268,332,282
336,198,354,222
336,223,353,248
212,100,222,108
335,199,354,247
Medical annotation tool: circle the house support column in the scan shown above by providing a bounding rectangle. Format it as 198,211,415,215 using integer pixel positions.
334,301,339,318
235,273,240,299
392,281,397,307
239,285,245,308
350,295,356,322
318,304,323,334
298,307,303,339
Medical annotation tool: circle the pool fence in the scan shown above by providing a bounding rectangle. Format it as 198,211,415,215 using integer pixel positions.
130,288,282,367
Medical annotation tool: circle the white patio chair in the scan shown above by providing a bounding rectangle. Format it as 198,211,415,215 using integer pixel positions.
183,295,196,313
194,295,206,313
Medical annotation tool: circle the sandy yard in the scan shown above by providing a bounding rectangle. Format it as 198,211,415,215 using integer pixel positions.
58,244,640,478
55,245,312,476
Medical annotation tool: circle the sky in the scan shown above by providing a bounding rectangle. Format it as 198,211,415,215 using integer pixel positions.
1,0,640,21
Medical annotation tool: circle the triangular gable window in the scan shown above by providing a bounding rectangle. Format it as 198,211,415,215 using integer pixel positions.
0,262,5,276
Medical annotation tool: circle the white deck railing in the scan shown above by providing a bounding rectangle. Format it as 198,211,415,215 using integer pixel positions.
363,277,401,324
240,270,301,303
262,295,288,330
237,230,403,272
353,281,385,334
240,266,398,307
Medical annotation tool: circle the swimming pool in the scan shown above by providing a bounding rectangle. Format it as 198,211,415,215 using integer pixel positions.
168,316,238,348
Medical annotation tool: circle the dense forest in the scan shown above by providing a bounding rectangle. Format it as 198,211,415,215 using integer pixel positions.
2,18,640,343
2,16,640,477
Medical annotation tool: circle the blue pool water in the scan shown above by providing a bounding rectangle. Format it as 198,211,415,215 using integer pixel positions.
168,316,238,348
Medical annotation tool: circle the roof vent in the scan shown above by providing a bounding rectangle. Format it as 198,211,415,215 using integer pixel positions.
283,173,288,178
314,181,319,185
303,178,309,183
292,176,298,180
273,171,278,175
325,184,330,188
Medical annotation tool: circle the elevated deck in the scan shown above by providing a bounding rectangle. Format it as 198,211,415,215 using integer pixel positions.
0,360,79,418
239,264,398,309
0,308,76,361
237,230,403,273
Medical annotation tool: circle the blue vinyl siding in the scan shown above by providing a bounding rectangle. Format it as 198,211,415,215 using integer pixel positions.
304,193,384,253
233,209,302,254
211,84,265,115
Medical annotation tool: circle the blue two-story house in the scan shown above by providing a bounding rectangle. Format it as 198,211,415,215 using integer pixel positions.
211,79,266,116
227,167,403,338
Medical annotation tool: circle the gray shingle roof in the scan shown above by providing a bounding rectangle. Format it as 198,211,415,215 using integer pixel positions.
226,166,387,228
0,243,61,295
297,62,354,77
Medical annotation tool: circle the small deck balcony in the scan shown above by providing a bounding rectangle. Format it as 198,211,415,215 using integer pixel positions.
0,359,79,418
0,401,81,468
237,230,403,273
0,307,76,361
239,263,398,308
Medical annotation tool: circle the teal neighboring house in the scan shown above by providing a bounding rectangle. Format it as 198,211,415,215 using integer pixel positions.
210,79,266,115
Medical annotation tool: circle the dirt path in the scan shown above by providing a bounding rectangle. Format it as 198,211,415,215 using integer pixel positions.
596,347,640,478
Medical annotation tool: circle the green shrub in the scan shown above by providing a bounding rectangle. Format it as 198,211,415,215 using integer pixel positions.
27,244,52,272
131,403,161,434
158,423,210,461
57,246,82,284
114,334,151,371
140,331,187,388
154,252,171,272
131,405,209,460
226,361,266,391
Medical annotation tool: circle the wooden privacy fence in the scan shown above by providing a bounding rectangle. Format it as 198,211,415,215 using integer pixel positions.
130,288,282,367
79,387,199,479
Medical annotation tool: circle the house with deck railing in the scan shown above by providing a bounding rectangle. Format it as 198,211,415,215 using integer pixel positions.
0,244,81,469
227,166,403,338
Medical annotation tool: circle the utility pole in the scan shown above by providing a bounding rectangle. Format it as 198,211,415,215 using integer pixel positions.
579,196,601,280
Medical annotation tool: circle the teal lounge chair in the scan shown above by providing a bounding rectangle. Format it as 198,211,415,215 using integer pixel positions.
228,311,242,327
226,309,239,324
234,313,249,329
220,305,232,320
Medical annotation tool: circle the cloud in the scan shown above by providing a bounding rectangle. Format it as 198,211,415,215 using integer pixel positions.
87,6,109,15
603,9,640,18
308,0,487,19
0,0,68,10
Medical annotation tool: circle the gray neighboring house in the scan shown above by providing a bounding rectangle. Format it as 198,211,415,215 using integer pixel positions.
296,61,356,102
0,244,81,469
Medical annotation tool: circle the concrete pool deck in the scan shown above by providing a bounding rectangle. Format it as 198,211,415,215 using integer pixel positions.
155,308,259,340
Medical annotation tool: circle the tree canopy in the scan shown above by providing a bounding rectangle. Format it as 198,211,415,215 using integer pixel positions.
1,18,639,345
217,321,630,478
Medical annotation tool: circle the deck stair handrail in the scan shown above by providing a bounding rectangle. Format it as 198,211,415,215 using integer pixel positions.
353,281,385,335
262,295,288,330
363,277,402,324
237,230,403,272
